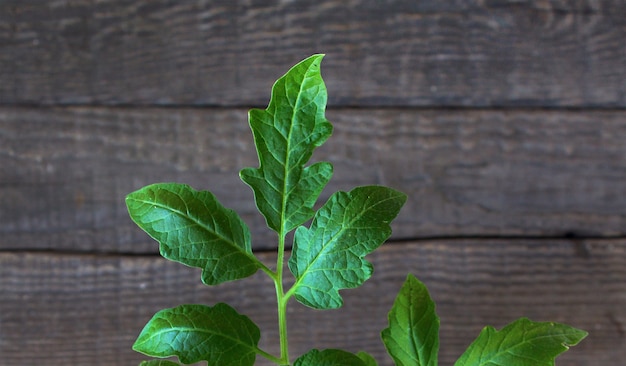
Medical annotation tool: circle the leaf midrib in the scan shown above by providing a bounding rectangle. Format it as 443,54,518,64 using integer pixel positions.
129,196,251,259
474,330,573,366
143,325,257,352
280,61,316,233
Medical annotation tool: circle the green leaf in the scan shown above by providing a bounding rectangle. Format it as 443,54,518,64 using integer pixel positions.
454,317,588,366
139,360,181,366
357,351,379,366
289,186,407,309
240,54,333,233
133,303,261,366
294,349,367,366
381,274,439,366
126,183,261,285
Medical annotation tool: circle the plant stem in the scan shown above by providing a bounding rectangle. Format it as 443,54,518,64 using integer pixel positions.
277,285,290,365
275,230,290,365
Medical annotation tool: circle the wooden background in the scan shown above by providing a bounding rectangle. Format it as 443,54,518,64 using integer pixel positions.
1,1,625,365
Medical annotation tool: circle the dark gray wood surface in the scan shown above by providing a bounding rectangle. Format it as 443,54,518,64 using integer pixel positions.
1,240,624,366
1,1,624,107
1,1,624,365
2,107,626,253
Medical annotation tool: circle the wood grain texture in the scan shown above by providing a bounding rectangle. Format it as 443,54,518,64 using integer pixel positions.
2,107,626,252
2,2,623,366
1,239,623,365
1,0,624,107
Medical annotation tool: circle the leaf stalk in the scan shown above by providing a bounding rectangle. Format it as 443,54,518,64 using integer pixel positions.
255,347,284,365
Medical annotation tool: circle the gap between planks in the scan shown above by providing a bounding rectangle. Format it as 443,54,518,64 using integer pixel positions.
2,235,624,257
2,103,626,112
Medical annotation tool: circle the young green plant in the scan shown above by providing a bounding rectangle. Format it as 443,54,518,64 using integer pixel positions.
126,55,587,366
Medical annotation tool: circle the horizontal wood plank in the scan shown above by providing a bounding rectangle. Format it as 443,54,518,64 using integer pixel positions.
0,239,623,365
2,107,626,252
1,1,624,107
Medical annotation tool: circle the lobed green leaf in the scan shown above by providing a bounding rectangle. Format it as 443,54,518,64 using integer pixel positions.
382,274,439,366
294,349,367,366
126,183,261,285
133,303,261,366
240,54,333,233
289,186,407,309
454,317,588,366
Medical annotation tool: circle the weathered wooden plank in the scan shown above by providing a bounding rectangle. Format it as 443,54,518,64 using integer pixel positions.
1,1,624,107
0,239,623,365
2,107,626,252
